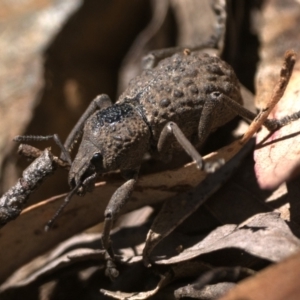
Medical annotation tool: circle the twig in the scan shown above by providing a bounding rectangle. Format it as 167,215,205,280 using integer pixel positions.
0,145,69,227
18,144,70,170
241,50,297,143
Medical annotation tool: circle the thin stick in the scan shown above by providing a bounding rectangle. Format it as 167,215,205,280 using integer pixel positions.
0,149,55,226
18,144,70,170
241,50,297,144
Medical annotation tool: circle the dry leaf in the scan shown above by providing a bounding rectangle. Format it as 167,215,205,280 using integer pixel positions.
152,212,300,265
100,275,169,300
219,250,300,300
0,0,81,189
255,63,300,189
254,0,300,189
174,282,235,299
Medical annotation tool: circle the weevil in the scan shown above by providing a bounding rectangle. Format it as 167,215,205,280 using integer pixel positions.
15,48,297,279
66,51,243,267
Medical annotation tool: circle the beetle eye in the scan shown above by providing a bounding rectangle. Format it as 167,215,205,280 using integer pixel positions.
91,153,103,169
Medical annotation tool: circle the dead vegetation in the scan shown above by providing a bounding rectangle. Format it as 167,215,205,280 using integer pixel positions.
1,0,300,299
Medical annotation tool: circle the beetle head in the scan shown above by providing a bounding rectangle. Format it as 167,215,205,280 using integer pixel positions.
68,103,150,194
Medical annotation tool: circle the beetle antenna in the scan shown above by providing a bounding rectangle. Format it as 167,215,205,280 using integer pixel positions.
45,181,81,231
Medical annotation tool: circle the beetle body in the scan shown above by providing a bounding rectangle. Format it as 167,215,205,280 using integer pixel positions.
69,51,242,190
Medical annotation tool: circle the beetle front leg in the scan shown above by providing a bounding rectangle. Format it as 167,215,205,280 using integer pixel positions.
101,172,138,279
61,94,112,160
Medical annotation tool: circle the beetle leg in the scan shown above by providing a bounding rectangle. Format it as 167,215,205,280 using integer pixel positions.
158,91,226,172
101,173,138,279
158,121,223,173
14,134,72,165
220,93,300,132
61,94,112,160
197,94,218,147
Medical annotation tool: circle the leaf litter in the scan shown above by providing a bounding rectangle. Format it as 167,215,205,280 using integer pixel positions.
2,1,300,299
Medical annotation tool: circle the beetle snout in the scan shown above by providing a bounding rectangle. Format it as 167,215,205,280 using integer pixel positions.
69,163,98,196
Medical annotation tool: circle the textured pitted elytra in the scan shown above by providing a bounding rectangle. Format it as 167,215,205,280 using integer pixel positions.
118,52,242,144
